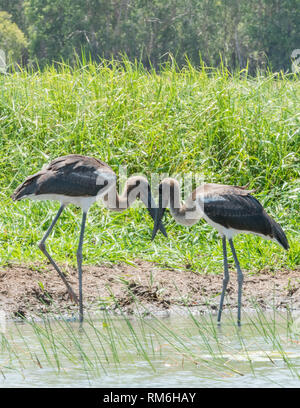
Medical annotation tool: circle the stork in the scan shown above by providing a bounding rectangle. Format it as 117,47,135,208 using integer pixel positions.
151,178,289,325
11,154,166,322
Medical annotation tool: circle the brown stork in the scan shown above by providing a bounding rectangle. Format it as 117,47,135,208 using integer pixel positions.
151,178,289,325
11,154,166,322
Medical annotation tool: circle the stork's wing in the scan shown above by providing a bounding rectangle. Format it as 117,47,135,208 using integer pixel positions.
44,154,113,174
12,155,116,200
196,184,273,236
36,155,116,197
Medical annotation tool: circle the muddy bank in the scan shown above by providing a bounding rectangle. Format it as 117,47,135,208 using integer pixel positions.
0,260,299,319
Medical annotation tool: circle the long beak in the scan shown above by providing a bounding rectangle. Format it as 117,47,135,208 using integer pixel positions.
151,195,166,241
147,188,168,238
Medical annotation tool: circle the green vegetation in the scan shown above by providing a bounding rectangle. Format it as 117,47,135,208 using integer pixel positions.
0,0,299,72
1,304,300,385
0,59,299,274
0,11,27,65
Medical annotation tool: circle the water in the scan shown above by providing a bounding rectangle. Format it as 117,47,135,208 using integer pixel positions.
0,308,299,388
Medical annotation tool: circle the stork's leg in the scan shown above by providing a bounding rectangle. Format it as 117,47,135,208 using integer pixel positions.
228,238,244,326
77,211,87,323
217,236,229,323
38,205,78,304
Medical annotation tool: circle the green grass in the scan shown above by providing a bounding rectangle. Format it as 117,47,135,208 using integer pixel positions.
0,58,299,274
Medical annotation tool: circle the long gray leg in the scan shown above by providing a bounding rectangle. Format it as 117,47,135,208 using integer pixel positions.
38,205,78,304
217,236,229,323
77,211,87,323
228,238,244,325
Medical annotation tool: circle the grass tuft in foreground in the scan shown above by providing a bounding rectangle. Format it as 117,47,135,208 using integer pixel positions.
0,301,300,386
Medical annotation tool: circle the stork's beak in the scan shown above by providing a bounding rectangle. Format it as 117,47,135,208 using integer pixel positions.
147,187,168,238
151,188,167,241
147,207,167,238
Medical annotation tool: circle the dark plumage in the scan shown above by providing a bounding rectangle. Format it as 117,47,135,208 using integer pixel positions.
11,155,114,201
200,184,289,250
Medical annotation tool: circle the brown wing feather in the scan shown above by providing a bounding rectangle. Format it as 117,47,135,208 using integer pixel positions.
193,183,288,249
11,155,115,200
44,154,114,173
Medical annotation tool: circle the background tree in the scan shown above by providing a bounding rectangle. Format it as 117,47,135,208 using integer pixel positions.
242,0,300,72
0,11,27,66
0,0,297,71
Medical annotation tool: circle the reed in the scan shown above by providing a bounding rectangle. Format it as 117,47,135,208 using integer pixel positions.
0,302,299,386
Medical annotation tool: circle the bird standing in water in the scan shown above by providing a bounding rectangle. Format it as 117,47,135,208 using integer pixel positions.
152,178,289,325
11,154,166,322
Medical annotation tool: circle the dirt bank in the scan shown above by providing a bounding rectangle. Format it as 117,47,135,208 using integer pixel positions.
0,260,299,319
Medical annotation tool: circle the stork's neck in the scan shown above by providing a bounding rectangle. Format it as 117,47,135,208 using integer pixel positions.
103,176,152,212
162,178,202,226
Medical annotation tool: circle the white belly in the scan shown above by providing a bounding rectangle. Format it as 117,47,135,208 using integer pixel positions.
24,193,98,212
201,212,275,243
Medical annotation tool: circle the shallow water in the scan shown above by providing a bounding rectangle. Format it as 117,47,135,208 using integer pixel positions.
0,309,300,388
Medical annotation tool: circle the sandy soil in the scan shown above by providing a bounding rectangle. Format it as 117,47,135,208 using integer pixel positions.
0,260,299,319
